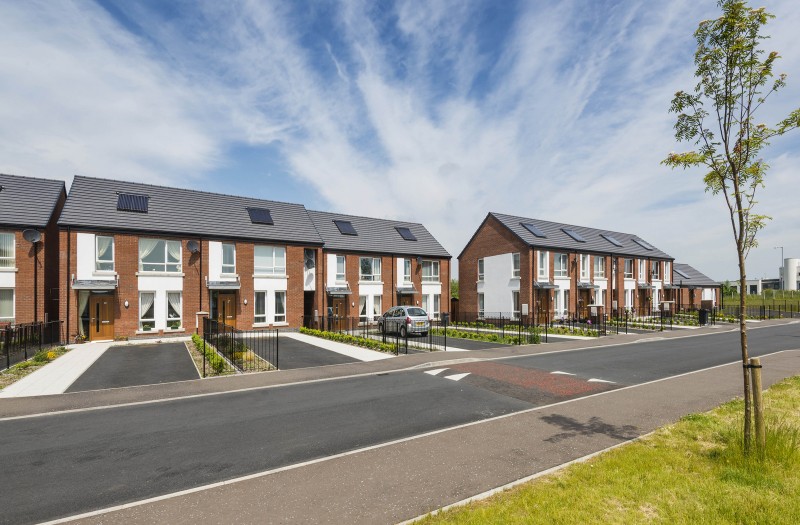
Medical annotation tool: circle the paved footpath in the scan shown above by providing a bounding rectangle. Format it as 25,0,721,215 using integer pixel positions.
40,326,799,524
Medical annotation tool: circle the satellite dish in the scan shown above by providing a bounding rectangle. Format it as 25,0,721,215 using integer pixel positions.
23,229,41,243
187,240,200,254
304,250,315,269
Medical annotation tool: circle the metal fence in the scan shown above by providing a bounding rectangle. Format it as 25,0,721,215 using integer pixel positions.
720,304,799,320
1,320,64,370
202,318,278,376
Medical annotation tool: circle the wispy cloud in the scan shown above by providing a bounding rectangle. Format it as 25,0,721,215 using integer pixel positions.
1,0,797,280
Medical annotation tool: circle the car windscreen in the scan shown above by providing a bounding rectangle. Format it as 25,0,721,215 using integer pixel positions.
406,308,427,316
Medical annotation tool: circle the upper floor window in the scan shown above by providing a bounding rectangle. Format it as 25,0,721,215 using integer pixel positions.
0,289,13,320
403,258,412,284
95,236,114,272
512,253,520,278
537,251,549,280
477,259,484,281
336,255,346,282
422,260,439,282
478,293,485,317
554,253,568,277
222,243,236,274
638,259,647,281
255,246,286,275
0,232,14,268
139,239,181,273
664,261,671,283
624,258,634,279
651,260,660,280
594,256,606,278
580,254,590,280
360,257,382,281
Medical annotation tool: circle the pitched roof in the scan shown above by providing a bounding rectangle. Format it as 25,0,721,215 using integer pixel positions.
58,176,323,245
0,173,65,228
481,212,673,259
673,263,719,288
307,210,451,258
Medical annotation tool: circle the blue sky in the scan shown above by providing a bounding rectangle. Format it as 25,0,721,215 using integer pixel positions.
2,0,798,281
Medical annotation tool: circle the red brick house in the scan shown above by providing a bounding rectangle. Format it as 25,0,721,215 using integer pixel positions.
673,263,721,309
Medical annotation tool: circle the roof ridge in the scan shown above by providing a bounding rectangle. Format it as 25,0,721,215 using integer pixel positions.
490,211,657,241
308,208,425,227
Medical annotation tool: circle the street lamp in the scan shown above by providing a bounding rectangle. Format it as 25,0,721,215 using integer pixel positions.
774,246,784,294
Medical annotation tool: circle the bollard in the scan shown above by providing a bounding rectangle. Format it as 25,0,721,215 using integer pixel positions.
749,357,765,453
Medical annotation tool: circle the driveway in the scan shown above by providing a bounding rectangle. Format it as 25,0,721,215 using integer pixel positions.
277,337,359,369
66,342,199,393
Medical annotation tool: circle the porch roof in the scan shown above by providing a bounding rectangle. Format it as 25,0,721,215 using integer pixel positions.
326,286,352,296
207,281,241,290
396,285,419,295
71,279,117,290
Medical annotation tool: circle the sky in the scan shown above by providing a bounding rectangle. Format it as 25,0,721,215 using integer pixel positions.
1,0,798,282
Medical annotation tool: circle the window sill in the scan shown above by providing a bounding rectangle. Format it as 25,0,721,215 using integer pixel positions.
253,274,288,279
0,267,18,273
421,280,441,285
93,271,117,276
510,276,521,280
164,328,185,333
136,272,185,277
220,273,239,278
253,322,289,328
358,280,384,285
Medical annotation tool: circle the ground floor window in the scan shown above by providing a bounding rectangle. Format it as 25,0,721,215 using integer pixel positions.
0,288,13,321
433,294,440,319
254,290,288,324
167,292,182,330
139,292,155,331
275,291,286,323
254,292,267,324
359,295,368,323
78,291,90,336
372,295,382,321
512,291,520,319
478,293,484,318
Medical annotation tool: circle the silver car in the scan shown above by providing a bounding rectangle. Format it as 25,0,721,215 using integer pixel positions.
378,306,430,337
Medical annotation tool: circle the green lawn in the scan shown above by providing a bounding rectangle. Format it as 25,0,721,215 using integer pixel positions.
724,290,800,309
419,376,800,524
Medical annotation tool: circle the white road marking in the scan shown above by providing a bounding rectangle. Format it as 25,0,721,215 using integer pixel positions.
588,378,616,384
445,373,470,381
424,369,449,376
551,371,575,376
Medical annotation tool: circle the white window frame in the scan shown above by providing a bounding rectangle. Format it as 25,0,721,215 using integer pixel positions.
554,253,568,277
139,239,181,273
594,256,606,278
336,255,346,283
433,294,440,319
537,251,549,280
0,288,14,321
254,291,267,324
512,291,520,319
95,235,114,272
624,258,634,279
477,259,484,281
139,291,156,331
359,257,382,282
421,260,440,283
664,262,671,284
274,291,286,323
254,246,286,275
403,258,412,284
421,295,429,314
512,253,520,278
221,243,236,275
372,295,382,321
651,260,660,280
359,295,369,322
478,293,485,318
638,259,647,281
580,254,590,280
0,232,15,269
166,291,182,330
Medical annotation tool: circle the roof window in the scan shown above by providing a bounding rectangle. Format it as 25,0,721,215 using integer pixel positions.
521,222,547,238
247,207,274,225
562,228,586,243
633,238,655,251
334,220,358,236
601,234,623,247
117,193,149,213
396,227,417,241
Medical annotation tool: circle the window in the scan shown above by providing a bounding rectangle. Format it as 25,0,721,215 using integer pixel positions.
395,227,417,241
247,207,273,225
675,268,691,279
512,291,520,319
254,292,267,324
360,257,382,281
0,289,13,320
651,260,660,280
624,259,634,279
433,294,440,319
521,222,547,238
554,253,568,277
594,256,606,278
255,246,286,275
373,296,382,320
95,236,114,272
139,292,155,331
601,234,623,247
403,259,412,284
478,259,484,281
139,239,181,272
274,291,286,323
422,294,429,313
562,228,586,243
422,260,439,282
638,259,647,281
664,262,671,283
512,253,520,278
0,232,14,268
633,238,654,251
538,251,549,279
222,243,236,274
333,220,357,235
478,293,485,317
336,255,346,282
359,295,368,322
166,292,182,330
580,254,590,280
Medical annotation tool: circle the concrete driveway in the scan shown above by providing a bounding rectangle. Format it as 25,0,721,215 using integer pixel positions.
66,342,199,393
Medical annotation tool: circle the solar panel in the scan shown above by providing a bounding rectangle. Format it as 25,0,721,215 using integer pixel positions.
247,207,274,225
395,227,417,241
674,268,691,279
561,228,586,243
601,234,623,247
334,219,358,236
633,238,655,251
117,193,149,213
521,222,547,238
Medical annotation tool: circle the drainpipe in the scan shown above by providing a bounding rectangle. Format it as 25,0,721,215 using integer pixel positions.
66,227,70,341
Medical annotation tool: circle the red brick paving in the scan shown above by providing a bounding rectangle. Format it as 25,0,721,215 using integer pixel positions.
450,362,608,397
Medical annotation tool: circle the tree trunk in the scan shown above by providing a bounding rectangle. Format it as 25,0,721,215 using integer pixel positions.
738,249,752,453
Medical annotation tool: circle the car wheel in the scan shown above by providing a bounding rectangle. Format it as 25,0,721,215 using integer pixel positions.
400,326,407,338
421,332,428,337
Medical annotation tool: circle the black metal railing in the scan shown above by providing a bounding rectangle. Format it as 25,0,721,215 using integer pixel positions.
720,304,798,320
1,320,64,371
202,318,278,376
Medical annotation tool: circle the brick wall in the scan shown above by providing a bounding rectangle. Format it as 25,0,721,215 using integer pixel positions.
9,229,46,324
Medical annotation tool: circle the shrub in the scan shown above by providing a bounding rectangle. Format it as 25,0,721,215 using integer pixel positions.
299,327,397,354
192,334,227,374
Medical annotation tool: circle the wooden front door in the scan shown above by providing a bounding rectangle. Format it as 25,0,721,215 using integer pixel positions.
578,289,592,320
398,294,413,306
217,293,237,328
329,297,347,331
535,290,549,325
89,295,114,341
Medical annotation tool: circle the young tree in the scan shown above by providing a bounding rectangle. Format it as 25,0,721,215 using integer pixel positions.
663,0,800,451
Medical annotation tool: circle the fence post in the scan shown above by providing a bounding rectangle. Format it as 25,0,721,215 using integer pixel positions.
4,327,10,370
276,329,279,370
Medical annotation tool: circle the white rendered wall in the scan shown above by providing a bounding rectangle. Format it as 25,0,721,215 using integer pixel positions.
137,275,184,331
327,253,341,287
253,276,289,325
0,268,14,288
478,253,520,315
304,251,315,291
785,258,799,291
207,241,237,282
76,233,115,281
396,258,411,287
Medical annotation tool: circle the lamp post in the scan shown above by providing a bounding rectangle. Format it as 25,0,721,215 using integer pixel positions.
774,246,784,296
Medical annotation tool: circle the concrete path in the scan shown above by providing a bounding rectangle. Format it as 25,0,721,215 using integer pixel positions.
284,332,393,361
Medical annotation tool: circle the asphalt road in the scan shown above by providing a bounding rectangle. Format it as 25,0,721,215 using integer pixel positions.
1,322,797,524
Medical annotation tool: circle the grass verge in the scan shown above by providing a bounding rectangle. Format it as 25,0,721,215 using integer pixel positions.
418,375,800,524
0,346,70,391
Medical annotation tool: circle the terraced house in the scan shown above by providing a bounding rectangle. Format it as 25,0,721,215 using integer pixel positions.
57,176,325,342
0,173,66,326
308,211,451,325
459,212,674,322
672,263,720,309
